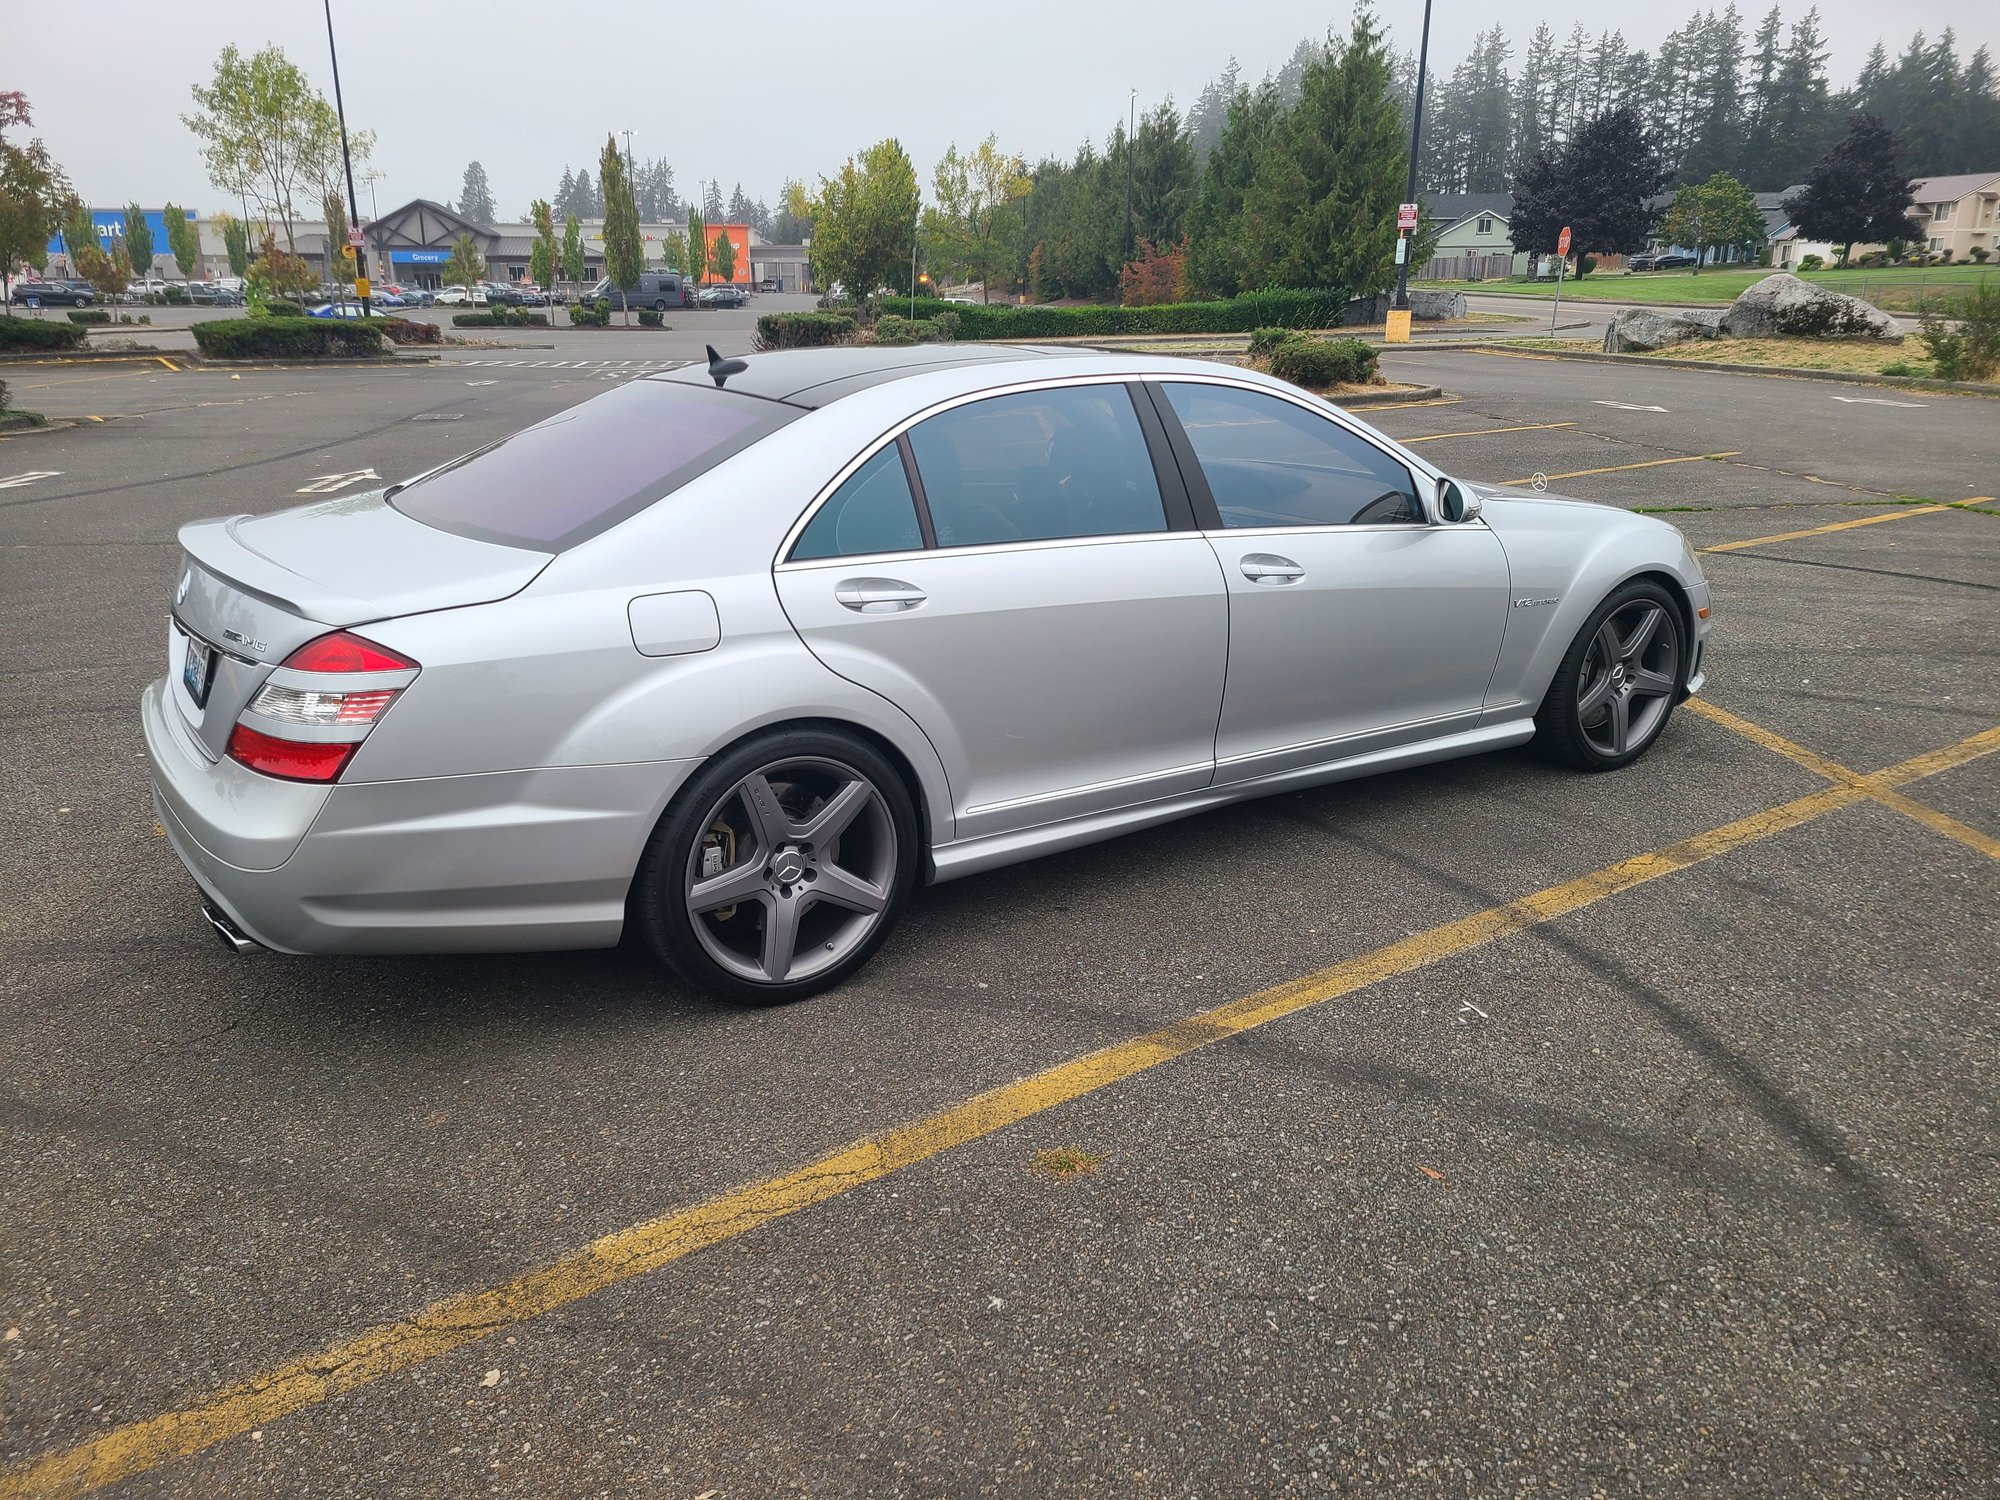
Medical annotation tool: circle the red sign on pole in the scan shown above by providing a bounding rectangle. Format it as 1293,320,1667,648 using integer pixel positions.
347,226,365,247
1557,225,1572,257
1397,202,1419,231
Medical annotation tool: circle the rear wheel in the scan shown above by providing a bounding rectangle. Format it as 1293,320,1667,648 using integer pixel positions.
1535,581,1685,771
633,728,918,1004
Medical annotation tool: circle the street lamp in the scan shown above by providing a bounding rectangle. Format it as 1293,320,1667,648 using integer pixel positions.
321,0,368,313
1391,0,1436,314
1123,87,1137,263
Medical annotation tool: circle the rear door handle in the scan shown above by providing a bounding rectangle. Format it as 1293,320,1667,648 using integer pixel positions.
834,577,927,613
1239,553,1305,584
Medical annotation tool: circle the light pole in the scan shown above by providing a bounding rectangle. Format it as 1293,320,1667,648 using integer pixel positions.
1123,88,1136,263
1391,0,1435,314
321,0,367,314
622,129,635,178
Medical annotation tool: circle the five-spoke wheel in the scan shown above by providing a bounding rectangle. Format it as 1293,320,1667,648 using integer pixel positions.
635,729,916,1003
1537,580,1686,770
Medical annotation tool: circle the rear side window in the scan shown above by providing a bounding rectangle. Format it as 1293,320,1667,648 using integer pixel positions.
791,445,923,560
391,380,796,551
1161,382,1422,527
906,384,1167,548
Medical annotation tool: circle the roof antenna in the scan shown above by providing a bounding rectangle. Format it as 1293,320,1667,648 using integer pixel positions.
706,344,747,388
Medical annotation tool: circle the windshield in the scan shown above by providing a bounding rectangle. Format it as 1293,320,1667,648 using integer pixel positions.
390,380,797,551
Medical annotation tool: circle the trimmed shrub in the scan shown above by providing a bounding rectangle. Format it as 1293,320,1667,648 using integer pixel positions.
568,299,611,327
69,308,113,325
452,308,548,328
755,311,858,350
932,310,961,341
379,318,442,346
637,308,664,327
1247,326,1306,359
1268,336,1379,389
871,315,938,345
0,315,87,352
1797,253,1824,271
885,288,1350,341
251,298,306,318
190,317,386,359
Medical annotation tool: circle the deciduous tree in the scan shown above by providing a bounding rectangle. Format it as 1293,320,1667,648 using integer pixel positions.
122,204,154,280
683,208,706,284
163,203,199,277
805,139,919,320
443,232,486,294
1783,112,1918,264
561,213,586,281
1511,106,1666,276
0,94,76,307
1656,172,1767,270
220,214,250,277
529,198,557,290
599,134,643,324
928,136,1029,301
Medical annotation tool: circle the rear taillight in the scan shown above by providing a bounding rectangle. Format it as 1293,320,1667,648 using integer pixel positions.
227,630,419,784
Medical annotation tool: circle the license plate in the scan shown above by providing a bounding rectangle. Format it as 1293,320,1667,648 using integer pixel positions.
181,632,216,707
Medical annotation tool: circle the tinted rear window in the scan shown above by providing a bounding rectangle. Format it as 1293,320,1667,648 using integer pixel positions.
390,380,796,551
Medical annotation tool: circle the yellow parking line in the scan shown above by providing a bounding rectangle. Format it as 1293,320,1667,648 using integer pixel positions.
1403,421,1577,444
11,721,2000,1498
154,356,179,372
1687,699,1998,860
1504,452,1739,485
1701,504,1950,553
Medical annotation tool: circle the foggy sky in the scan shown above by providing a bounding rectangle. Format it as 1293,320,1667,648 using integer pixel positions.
13,0,1997,222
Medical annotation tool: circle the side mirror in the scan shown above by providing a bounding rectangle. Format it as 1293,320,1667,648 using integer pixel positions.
1438,479,1484,524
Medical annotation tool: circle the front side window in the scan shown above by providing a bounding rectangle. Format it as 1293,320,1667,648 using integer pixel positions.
1161,382,1423,528
791,444,923,560
906,384,1167,548
392,379,796,551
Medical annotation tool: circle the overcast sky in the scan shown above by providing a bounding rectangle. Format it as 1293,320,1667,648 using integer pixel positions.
14,0,1997,223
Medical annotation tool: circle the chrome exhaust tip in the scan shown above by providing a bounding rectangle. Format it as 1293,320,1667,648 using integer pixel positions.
201,902,260,954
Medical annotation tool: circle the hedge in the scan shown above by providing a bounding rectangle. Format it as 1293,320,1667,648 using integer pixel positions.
451,308,548,327
1268,336,1378,389
569,300,611,327
871,314,939,346
889,288,1351,340
0,315,87,352
755,311,858,350
68,309,113,326
379,318,442,346
190,317,387,359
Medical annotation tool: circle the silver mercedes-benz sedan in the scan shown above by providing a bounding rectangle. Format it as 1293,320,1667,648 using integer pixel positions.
144,345,1711,1001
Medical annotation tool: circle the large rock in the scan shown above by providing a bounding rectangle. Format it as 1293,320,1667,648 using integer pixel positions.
1722,272,1900,340
1602,306,1726,352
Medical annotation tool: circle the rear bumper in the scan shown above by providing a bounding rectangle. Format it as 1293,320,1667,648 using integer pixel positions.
143,677,699,955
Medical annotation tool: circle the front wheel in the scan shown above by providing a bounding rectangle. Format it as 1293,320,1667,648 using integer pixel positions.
632,728,918,1004
1535,581,1685,771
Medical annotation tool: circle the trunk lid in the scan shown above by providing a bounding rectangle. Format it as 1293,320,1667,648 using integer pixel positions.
168,492,550,759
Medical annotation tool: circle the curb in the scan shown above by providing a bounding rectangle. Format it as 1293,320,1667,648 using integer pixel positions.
0,347,178,364
0,412,50,434
1404,341,2000,396
1329,385,1445,407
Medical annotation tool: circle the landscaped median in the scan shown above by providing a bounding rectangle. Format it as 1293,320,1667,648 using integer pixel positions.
1467,336,2000,395
0,315,87,354
189,316,439,360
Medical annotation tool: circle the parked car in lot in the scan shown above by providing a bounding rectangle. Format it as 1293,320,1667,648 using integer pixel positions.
186,282,244,306
481,281,528,307
434,285,487,305
582,270,690,310
385,284,434,306
9,278,95,307
307,302,395,319
697,283,748,308
513,286,548,307
1628,251,1698,272
144,347,1712,1002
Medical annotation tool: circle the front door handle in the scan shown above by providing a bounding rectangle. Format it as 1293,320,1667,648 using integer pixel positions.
835,577,927,613
1239,553,1305,584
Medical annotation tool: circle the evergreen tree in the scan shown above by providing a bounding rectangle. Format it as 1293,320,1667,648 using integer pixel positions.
573,168,598,217
1511,105,1667,274
555,166,576,218
726,182,755,225
1783,112,1919,262
1130,100,1197,249
1515,24,1558,166
1187,58,1242,160
1738,6,1786,181
1761,9,1834,185
1184,82,1282,297
1239,5,1405,295
703,180,725,221
1680,7,1747,184
457,161,494,223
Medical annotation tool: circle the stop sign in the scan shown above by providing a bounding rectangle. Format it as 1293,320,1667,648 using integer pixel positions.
1557,226,1572,257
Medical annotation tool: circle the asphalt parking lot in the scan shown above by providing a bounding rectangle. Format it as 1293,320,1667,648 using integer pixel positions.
2,345,1995,1498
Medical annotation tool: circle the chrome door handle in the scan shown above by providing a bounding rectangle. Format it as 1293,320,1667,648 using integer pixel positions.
834,578,927,613
1239,553,1305,584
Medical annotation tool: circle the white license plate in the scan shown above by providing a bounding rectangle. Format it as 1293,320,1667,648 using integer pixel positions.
181,633,215,707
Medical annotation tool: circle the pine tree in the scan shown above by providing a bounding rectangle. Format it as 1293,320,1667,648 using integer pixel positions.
1183,83,1281,297
457,161,494,223
1515,25,1558,166
1783,111,1919,262
1130,100,1197,248
555,166,576,218
1761,9,1834,186
1187,57,1242,160
703,180,724,221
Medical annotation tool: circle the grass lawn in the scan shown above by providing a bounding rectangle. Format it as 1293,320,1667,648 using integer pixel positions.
1414,265,1996,311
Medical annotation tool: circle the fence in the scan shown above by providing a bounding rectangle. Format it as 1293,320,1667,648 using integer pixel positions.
1416,252,1516,282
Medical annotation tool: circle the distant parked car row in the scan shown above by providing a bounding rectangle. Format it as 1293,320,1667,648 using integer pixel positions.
7,278,97,307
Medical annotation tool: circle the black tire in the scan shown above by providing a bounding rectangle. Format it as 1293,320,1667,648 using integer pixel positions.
1534,579,1686,772
652,299,668,311
632,727,919,1005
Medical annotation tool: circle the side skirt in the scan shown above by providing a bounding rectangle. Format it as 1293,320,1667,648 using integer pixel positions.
926,718,1538,885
